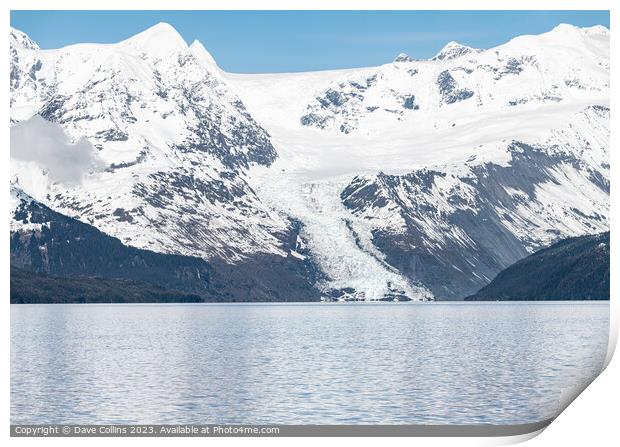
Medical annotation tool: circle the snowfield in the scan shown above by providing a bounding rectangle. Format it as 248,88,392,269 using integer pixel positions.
10,23,609,300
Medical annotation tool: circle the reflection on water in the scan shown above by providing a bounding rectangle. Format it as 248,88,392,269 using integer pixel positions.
11,302,609,424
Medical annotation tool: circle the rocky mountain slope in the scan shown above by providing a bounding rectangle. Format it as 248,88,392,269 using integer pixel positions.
10,24,290,262
10,185,320,301
337,107,609,298
10,23,610,301
466,232,609,300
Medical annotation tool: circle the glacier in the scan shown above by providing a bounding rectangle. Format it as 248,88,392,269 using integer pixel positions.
10,23,609,301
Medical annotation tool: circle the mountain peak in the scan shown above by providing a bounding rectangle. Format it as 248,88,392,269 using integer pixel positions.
431,41,480,61
551,23,609,36
551,23,580,33
190,40,220,73
582,24,610,35
118,22,188,57
10,27,39,50
393,53,414,63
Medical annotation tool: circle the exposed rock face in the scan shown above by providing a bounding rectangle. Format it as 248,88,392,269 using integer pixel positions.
394,53,414,63
436,70,474,104
431,41,481,61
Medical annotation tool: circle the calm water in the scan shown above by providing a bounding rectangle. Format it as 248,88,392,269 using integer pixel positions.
11,302,609,425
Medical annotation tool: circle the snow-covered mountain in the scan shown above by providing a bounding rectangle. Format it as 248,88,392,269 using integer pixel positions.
339,107,609,297
225,23,609,299
10,23,290,262
431,41,482,61
10,23,610,300
290,24,608,135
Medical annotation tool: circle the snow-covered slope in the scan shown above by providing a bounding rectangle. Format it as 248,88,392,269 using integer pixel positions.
10,23,294,262
9,182,320,302
10,23,610,300
230,24,608,136
340,106,609,297
225,24,609,299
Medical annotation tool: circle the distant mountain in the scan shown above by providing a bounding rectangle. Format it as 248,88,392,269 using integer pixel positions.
10,22,609,301
295,24,609,134
465,232,609,301
431,41,482,61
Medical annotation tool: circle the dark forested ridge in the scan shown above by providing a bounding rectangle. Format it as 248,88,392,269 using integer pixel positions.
11,194,213,295
10,193,321,303
466,232,609,301
10,267,204,304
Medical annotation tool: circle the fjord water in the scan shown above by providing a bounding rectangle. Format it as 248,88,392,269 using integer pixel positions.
11,302,609,425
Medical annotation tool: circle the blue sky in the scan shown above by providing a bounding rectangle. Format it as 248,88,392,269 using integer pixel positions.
11,10,610,73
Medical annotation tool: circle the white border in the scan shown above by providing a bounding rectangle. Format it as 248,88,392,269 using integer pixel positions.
2,2,617,446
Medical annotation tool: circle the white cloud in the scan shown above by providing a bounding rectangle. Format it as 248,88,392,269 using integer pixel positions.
10,115,104,184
